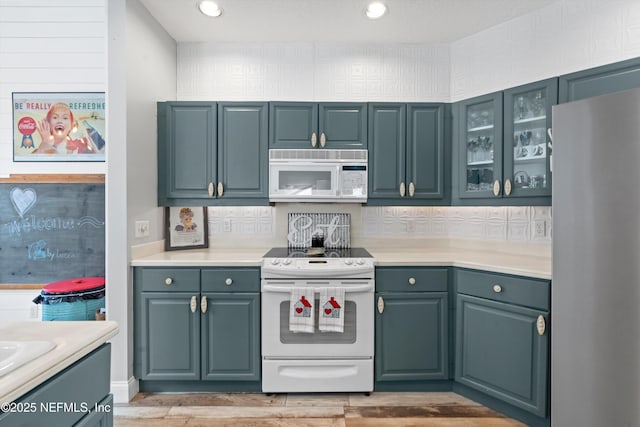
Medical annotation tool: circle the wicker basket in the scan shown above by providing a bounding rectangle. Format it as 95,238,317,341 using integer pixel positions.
34,277,105,321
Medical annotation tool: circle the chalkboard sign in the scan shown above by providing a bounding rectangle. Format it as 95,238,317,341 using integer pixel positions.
0,182,105,284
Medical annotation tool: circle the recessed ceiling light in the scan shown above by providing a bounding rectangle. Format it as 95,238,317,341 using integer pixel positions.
198,0,222,18
365,2,387,19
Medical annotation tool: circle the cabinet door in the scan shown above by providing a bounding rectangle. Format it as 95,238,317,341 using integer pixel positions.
201,293,260,381
269,102,318,149
559,56,640,103
158,102,217,204
503,79,556,199
74,394,113,427
407,103,446,199
375,292,448,382
217,102,268,200
456,93,503,199
139,292,200,380
368,103,406,199
319,103,368,149
456,294,548,417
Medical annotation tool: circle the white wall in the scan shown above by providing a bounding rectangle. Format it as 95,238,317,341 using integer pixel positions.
0,0,106,175
450,0,640,100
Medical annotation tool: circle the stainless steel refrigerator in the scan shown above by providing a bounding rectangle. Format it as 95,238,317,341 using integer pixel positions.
552,88,640,426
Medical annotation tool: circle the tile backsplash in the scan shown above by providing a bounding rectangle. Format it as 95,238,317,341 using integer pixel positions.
208,205,551,244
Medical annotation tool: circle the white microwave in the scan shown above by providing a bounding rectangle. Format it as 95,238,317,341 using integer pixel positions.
269,149,368,203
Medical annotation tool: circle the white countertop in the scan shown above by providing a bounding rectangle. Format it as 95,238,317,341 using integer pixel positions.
130,242,551,279
0,321,119,405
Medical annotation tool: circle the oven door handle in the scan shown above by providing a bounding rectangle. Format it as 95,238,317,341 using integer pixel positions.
262,284,373,293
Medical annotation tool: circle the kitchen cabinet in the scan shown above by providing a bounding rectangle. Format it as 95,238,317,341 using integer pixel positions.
157,101,268,206
375,267,449,390
134,267,260,390
454,268,549,418
368,103,449,205
269,102,367,149
454,79,555,205
0,344,112,427
559,56,640,103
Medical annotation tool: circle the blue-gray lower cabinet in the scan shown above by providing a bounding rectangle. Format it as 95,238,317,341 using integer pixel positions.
134,267,260,391
455,269,550,419
0,344,112,427
374,267,449,390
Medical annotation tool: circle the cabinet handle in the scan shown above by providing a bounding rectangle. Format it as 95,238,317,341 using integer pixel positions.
408,182,415,197
547,128,553,173
201,295,208,314
492,284,502,293
399,182,406,197
320,132,326,148
190,296,197,313
208,182,215,197
408,277,416,286
311,132,317,148
536,315,546,336
492,179,501,197
377,296,384,314
225,278,233,286
504,178,512,196
217,182,224,197
165,277,173,286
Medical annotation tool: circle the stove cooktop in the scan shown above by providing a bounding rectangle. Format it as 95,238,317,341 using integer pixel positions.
263,247,373,259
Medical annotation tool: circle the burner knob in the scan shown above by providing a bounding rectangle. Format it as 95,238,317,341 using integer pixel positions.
356,258,365,265
271,258,280,265
344,259,353,265
283,258,292,265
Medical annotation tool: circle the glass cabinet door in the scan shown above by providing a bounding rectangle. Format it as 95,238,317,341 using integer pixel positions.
503,79,557,198
458,92,503,198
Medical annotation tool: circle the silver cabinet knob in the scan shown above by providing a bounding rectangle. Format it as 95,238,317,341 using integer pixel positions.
311,132,317,148
408,182,415,197
377,296,384,314
408,277,416,285
190,296,197,313
493,179,501,197
217,182,224,197
201,295,208,313
208,182,215,197
400,182,406,197
504,178,512,196
492,284,502,293
225,278,233,286
320,132,326,148
165,277,173,286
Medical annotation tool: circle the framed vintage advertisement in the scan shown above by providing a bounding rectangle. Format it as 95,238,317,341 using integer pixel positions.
165,207,209,251
13,92,106,162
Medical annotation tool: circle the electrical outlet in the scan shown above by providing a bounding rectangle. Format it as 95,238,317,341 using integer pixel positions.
135,220,150,238
534,220,547,238
223,219,232,232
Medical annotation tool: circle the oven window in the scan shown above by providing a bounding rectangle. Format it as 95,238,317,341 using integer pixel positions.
279,300,357,344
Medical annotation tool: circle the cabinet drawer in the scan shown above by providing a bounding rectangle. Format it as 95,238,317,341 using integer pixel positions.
376,267,448,292
456,268,549,311
201,268,260,292
138,268,200,292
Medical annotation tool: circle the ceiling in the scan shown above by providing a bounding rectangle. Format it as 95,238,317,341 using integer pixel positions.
139,0,560,44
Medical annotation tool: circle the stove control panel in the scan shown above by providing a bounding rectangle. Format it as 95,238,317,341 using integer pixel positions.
262,257,375,279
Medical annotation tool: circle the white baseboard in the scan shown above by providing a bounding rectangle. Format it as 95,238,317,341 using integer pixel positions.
111,377,139,403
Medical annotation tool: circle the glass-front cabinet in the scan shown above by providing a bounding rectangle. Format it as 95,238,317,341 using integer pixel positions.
458,92,503,199
456,79,556,203
503,79,556,199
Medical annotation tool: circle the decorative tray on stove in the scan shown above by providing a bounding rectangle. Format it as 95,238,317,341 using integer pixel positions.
306,247,325,257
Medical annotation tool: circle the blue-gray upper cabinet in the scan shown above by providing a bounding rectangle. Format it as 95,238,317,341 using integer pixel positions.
454,80,556,205
158,102,217,205
559,56,640,103
368,103,448,204
375,267,449,388
217,102,269,201
157,102,268,206
503,79,556,200
455,268,550,418
269,102,367,149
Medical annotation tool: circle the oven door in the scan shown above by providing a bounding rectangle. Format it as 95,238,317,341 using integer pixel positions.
261,279,374,359
269,163,339,201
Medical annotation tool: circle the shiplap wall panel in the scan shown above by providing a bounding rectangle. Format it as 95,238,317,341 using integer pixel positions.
0,0,106,176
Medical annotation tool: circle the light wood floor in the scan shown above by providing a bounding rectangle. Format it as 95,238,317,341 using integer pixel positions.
114,392,526,426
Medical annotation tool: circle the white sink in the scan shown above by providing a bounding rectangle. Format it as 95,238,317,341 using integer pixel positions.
0,340,56,377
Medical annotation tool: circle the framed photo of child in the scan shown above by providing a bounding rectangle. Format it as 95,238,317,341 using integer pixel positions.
12,92,106,162
165,207,209,251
